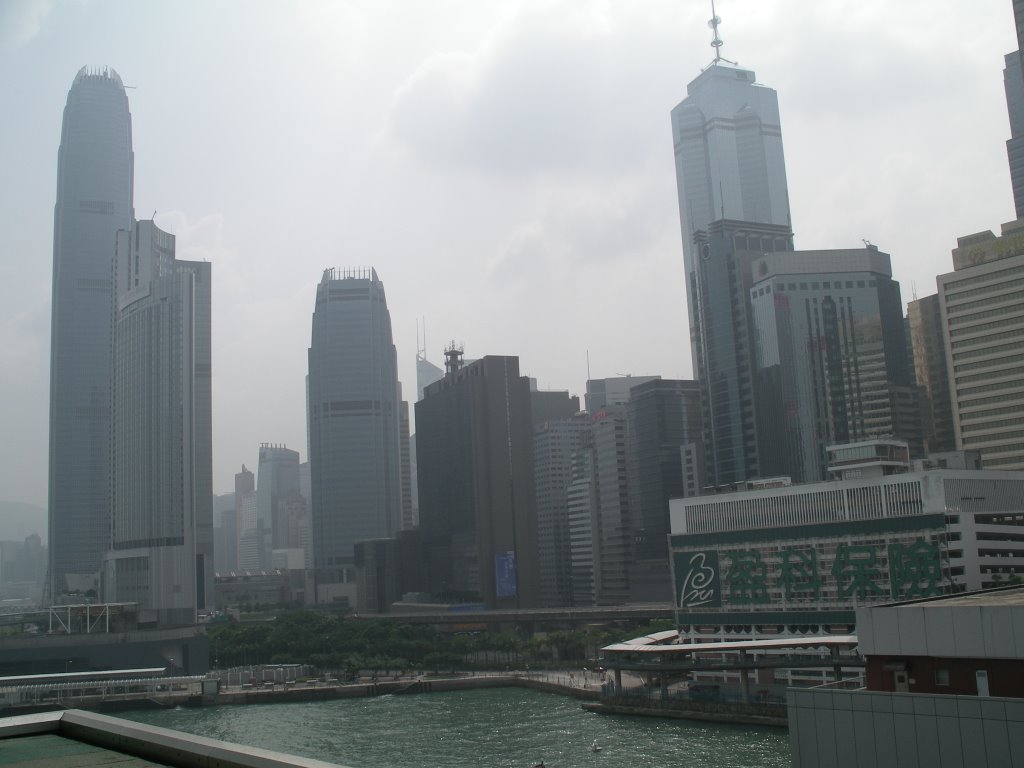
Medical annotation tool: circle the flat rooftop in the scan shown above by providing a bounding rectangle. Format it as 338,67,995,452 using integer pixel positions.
0,710,345,768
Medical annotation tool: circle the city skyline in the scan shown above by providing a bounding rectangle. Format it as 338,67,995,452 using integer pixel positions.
1,0,1018,506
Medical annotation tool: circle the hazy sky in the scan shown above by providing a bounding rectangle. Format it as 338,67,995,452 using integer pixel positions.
0,0,1017,506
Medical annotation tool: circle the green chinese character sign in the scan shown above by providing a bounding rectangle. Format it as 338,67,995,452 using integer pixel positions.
889,538,943,599
780,547,821,600
833,544,883,600
724,549,769,604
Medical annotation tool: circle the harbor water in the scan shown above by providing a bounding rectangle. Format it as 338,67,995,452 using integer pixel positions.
123,687,791,767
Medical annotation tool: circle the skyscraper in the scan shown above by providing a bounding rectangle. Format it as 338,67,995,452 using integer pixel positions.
670,18,794,486
938,220,1024,470
48,67,134,603
907,294,956,455
749,246,918,482
415,351,539,608
1005,0,1024,218
307,268,402,586
105,220,212,625
626,378,703,601
257,443,302,564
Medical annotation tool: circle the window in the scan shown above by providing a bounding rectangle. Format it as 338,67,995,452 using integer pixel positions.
935,669,950,686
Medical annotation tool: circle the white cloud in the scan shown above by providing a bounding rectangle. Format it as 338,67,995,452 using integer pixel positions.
0,0,52,51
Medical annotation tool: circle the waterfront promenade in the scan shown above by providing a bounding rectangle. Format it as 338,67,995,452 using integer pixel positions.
1,668,787,727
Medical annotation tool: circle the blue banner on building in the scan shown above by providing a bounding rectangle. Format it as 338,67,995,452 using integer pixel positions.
494,552,517,599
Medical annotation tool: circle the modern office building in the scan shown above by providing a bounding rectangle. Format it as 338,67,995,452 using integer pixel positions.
105,220,212,626
938,221,1024,470
534,409,589,607
626,378,703,601
671,15,797,488
398,397,414,530
669,441,1024,640
908,294,956,455
692,219,795,485
671,28,793,366
415,352,539,608
48,67,135,603
1006,1,1024,218
750,246,919,481
584,376,658,413
590,407,633,605
256,443,301,561
566,443,597,606
212,494,237,575
307,268,403,586
234,466,258,572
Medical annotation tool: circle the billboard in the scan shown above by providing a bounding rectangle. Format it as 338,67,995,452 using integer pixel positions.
494,551,517,599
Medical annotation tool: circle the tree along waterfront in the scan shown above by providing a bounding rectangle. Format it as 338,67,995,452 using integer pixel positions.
208,610,673,675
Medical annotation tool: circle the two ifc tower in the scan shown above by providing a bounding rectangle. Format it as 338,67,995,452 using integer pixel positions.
48,68,408,617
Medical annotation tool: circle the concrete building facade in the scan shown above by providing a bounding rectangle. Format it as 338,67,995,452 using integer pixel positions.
938,221,1024,470
105,220,212,625
415,353,539,608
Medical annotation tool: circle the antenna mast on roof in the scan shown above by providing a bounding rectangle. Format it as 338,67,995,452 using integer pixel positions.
707,0,738,66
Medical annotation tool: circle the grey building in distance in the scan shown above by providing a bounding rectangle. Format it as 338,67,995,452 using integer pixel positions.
415,351,539,608
1005,0,1024,218
626,378,703,602
531,392,585,607
307,268,403,590
48,67,134,603
105,220,212,625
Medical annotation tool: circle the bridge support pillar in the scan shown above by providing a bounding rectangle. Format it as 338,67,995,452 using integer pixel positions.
739,650,750,703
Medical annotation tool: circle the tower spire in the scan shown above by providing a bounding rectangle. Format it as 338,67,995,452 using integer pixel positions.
707,0,737,67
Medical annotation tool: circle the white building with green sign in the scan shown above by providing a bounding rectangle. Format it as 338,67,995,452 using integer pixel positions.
669,467,1024,639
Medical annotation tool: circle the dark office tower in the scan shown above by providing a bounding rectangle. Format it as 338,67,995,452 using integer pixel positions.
749,246,919,482
416,353,539,608
48,67,134,603
257,444,301,559
590,408,632,605
1005,1,1024,218
308,268,402,584
106,220,212,625
532,392,585,607
907,295,956,455
626,379,703,602
671,16,795,487
693,220,794,486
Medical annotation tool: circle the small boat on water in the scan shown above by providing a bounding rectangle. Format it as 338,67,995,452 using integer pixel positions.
590,740,603,753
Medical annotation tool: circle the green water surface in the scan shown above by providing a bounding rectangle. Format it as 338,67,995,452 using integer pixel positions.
124,687,790,768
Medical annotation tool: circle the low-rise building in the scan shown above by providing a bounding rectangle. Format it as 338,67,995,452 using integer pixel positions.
668,442,1024,641
787,586,1024,767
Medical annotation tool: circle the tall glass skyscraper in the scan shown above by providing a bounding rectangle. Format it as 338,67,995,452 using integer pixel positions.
48,67,134,602
671,29,794,487
307,268,402,583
